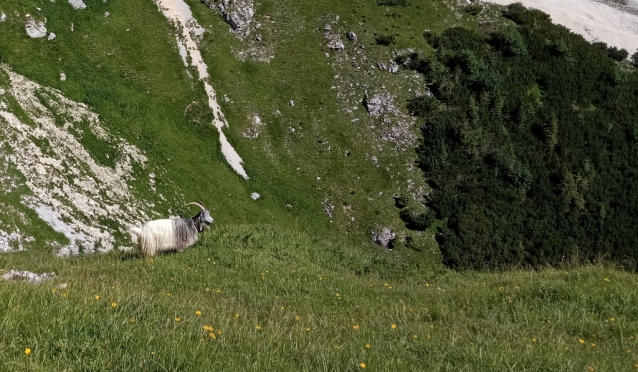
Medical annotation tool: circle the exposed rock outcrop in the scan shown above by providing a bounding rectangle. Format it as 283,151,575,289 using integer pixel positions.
371,227,396,248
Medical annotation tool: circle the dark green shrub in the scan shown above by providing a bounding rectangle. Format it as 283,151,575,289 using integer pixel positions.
632,51,638,67
375,34,396,46
491,25,527,56
406,4,638,270
606,47,629,61
464,4,482,16
377,0,407,6
394,196,409,209
399,209,435,231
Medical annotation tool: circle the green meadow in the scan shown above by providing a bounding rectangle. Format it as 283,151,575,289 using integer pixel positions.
0,0,637,370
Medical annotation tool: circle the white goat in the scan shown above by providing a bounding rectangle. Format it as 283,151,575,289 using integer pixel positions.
131,201,214,256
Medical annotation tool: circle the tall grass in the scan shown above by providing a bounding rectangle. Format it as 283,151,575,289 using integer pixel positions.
1,225,637,371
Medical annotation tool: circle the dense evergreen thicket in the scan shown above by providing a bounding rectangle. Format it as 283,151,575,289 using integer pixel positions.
404,4,638,270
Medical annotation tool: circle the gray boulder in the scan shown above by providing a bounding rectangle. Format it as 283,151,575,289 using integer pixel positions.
25,19,47,38
371,227,396,248
327,37,345,50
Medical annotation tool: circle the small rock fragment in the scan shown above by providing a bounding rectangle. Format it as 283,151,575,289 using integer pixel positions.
68,0,87,10
327,38,344,50
0,12,6,22
371,227,396,249
251,192,260,200
47,32,56,41
289,100,295,107
323,23,331,31
255,34,262,42
346,31,357,42
377,62,387,70
104,11,110,17
2,270,55,283
25,18,47,38
60,73,66,81
0,88,5,95
389,64,399,73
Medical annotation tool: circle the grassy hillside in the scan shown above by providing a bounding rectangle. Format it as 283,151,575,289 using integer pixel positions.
1,0,638,370
1,225,638,371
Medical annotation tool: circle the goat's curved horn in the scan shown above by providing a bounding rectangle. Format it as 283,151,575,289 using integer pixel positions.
197,200,208,210
186,202,205,211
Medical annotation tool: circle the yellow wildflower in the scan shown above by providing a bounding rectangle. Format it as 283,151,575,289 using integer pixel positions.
235,313,240,318
62,293,67,298
216,330,222,335
359,362,366,368
95,295,100,300
532,338,537,343
306,328,311,331
281,307,285,311
151,351,155,355
209,332,216,339
353,325,360,330
111,302,117,308
588,367,594,372
256,325,261,330
604,278,610,282
130,318,135,323
579,339,585,344
175,317,181,322
203,325,213,331
295,316,301,321
391,324,397,329
591,343,596,347
413,334,418,339
196,310,202,316
610,317,616,322
366,344,371,349
24,348,31,356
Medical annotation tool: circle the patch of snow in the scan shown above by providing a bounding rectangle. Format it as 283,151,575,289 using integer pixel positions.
487,0,638,54
2,270,55,283
48,32,56,41
154,0,249,179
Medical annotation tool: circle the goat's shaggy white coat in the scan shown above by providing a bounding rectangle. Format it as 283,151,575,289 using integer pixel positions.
131,219,197,257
